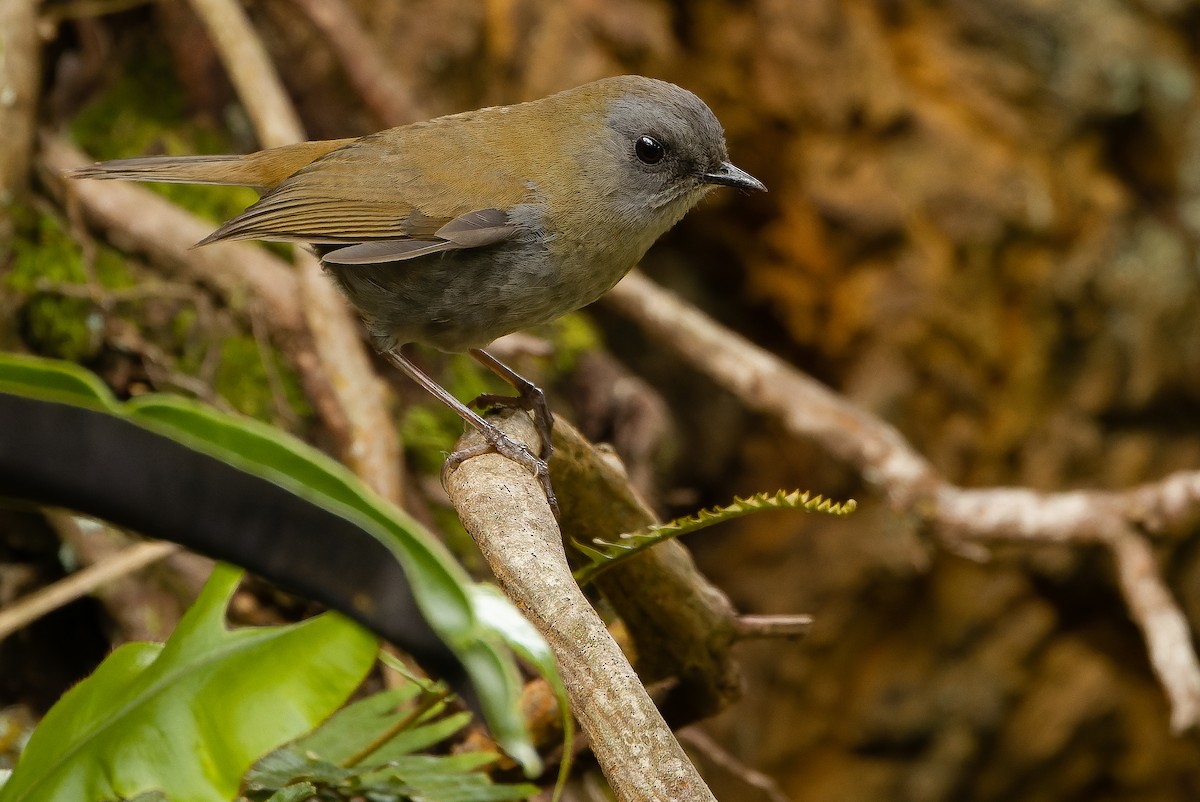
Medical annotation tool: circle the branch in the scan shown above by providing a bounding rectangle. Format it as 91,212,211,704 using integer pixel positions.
604,269,1200,732
0,538,180,644
289,0,426,127
187,0,304,148
0,0,39,206
734,614,813,641
1109,529,1200,732
445,410,719,802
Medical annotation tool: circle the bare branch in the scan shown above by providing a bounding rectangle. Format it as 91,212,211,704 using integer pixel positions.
289,0,426,126
1107,529,1200,733
0,536,180,643
604,269,1200,732
445,410,719,802
188,0,304,148
606,271,940,504
679,728,793,802
0,0,39,206
735,614,813,641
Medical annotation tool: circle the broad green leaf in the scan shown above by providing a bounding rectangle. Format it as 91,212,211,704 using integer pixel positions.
125,393,475,635
0,565,376,802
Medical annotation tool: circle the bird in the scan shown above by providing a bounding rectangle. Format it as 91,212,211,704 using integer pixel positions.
69,75,766,515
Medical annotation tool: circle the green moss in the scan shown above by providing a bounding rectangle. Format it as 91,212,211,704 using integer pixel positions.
537,311,602,373
18,295,103,361
212,335,312,426
5,208,137,360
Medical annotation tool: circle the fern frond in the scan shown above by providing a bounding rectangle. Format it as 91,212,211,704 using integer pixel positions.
572,490,856,584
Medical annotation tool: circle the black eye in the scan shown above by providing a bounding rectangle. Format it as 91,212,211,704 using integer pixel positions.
634,135,665,165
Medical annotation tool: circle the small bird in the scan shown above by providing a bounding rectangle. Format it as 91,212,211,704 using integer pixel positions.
70,75,765,514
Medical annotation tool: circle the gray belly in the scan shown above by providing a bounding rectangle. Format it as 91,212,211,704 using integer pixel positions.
323,237,632,352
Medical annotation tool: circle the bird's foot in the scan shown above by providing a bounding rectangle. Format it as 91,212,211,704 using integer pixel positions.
471,385,554,461
443,420,560,519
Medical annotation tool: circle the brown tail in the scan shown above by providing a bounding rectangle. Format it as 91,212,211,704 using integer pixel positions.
66,139,354,191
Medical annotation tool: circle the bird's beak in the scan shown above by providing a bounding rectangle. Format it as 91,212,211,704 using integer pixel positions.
702,161,766,192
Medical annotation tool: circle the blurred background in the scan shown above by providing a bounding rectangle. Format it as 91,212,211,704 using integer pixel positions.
2,1,1200,800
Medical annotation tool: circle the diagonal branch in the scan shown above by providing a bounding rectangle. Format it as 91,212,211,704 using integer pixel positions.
604,269,1200,732
445,410,719,802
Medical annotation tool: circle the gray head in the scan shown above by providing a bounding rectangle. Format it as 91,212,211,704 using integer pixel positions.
568,76,765,226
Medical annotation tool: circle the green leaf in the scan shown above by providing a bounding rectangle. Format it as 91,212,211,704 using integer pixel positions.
124,392,475,636
261,783,317,802
246,683,539,802
277,685,471,767
0,565,377,802
0,352,117,411
0,353,556,773
470,585,573,798
573,489,858,584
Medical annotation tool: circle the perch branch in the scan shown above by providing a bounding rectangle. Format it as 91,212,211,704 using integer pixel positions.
445,410,718,802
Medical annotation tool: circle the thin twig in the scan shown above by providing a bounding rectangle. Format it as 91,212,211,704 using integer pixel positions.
735,614,813,641
0,539,181,643
679,728,794,802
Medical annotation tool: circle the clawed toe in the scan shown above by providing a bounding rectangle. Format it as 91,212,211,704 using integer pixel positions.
443,422,560,519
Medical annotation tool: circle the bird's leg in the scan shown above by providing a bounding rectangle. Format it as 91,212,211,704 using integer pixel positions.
384,350,559,517
467,348,555,461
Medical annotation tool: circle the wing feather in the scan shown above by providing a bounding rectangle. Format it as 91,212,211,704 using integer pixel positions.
322,239,460,265
192,124,530,263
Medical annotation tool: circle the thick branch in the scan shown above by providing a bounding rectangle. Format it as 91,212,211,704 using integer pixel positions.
551,420,742,724
445,411,718,802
